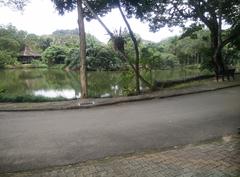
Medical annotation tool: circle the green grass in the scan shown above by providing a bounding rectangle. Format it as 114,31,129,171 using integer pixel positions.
170,80,209,90
0,94,68,103
4,64,47,69
49,64,65,69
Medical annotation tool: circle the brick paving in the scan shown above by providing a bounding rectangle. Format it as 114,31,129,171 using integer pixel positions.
1,135,239,177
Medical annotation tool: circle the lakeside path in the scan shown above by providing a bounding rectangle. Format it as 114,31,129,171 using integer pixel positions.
0,86,240,174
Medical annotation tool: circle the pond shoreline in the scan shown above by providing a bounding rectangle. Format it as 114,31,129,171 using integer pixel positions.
4,64,48,69
1,75,240,111
0,73,217,103
0,68,214,101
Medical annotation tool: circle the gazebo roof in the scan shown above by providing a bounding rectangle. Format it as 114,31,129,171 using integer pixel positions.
19,46,41,57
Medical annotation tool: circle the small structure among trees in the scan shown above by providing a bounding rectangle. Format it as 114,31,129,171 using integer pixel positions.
18,46,41,64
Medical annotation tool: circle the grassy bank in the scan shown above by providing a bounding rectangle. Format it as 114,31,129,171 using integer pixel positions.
4,64,48,69
0,70,239,103
0,94,67,103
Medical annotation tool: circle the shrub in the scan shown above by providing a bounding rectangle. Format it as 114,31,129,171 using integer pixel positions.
31,59,48,68
0,51,17,68
42,46,67,66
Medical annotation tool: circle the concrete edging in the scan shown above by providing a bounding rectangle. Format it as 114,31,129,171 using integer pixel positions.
73,84,240,109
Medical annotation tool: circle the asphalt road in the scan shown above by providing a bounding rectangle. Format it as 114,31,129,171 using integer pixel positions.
0,87,240,173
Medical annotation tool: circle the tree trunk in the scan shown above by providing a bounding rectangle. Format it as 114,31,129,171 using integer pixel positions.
83,0,154,90
211,5,224,81
211,33,222,78
117,1,140,94
77,0,88,98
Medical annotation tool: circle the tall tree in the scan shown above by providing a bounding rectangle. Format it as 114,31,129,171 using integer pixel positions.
117,0,140,94
138,0,240,77
77,0,88,98
83,0,153,90
83,0,156,91
51,0,88,98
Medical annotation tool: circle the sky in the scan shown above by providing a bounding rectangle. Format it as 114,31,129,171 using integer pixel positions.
0,0,182,43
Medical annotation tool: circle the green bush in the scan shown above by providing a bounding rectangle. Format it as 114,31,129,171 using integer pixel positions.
0,88,5,94
200,59,215,72
42,45,67,66
31,59,48,68
0,51,18,68
65,48,80,70
65,47,122,71
161,53,179,69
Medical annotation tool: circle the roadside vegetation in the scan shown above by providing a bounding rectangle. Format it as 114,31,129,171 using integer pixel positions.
0,93,66,102
0,25,239,102
0,0,240,102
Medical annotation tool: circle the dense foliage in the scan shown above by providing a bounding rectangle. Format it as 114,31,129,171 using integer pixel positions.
0,0,239,100
137,0,240,72
0,25,239,71
0,25,23,67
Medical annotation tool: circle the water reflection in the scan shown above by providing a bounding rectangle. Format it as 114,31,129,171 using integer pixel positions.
34,89,80,99
100,93,112,98
0,68,211,100
111,85,119,94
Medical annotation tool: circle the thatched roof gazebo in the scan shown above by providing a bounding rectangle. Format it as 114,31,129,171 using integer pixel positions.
18,47,41,64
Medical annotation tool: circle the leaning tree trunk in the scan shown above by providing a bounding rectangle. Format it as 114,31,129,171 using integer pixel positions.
77,0,88,98
117,1,140,94
83,0,154,90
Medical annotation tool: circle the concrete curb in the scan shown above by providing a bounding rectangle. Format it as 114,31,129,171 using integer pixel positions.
1,83,240,112
72,84,240,109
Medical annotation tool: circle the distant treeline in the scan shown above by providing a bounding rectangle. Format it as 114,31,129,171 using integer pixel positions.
0,25,239,71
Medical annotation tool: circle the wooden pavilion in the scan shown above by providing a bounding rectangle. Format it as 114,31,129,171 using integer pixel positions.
18,47,41,64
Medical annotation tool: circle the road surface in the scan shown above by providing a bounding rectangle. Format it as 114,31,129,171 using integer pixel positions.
0,87,240,173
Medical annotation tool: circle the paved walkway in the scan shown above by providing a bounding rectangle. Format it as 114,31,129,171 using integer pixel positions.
1,87,239,173
1,135,239,177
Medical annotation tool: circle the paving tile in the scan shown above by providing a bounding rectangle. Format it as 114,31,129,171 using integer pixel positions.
1,135,239,177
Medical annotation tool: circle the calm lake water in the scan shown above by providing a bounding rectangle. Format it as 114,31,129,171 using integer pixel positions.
0,68,210,99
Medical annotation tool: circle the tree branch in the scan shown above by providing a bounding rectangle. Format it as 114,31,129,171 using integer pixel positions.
221,25,240,48
117,0,141,93
83,0,114,38
82,0,153,90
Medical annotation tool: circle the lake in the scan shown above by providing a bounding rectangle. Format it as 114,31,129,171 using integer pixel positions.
0,68,211,99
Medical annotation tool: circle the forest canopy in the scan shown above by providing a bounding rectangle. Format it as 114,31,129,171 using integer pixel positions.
0,24,239,70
